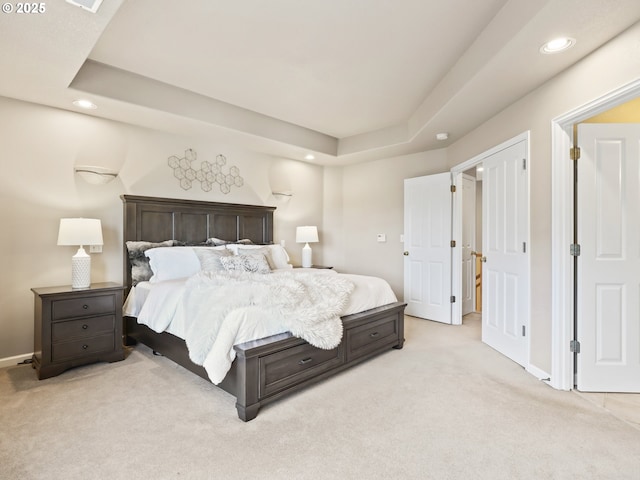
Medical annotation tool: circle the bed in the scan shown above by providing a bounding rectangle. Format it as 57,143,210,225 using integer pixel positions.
121,194,406,421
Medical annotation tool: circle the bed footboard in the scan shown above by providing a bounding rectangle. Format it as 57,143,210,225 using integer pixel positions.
232,301,406,421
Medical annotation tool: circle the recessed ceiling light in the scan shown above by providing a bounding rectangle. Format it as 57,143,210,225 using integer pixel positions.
436,132,449,141
65,0,103,13
72,99,97,109
540,37,575,54
304,154,315,161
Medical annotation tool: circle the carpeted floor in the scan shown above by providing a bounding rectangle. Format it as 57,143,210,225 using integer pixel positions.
1,315,639,480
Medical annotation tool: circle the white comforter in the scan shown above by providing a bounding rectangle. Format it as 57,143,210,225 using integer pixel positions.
127,269,397,384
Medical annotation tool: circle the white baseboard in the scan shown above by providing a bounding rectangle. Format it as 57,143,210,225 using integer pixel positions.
527,364,551,382
0,353,33,369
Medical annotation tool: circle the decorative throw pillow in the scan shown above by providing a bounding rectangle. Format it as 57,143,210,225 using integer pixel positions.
237,244,291,270
237,246,276,270
194,247,233,272
125,240,176,285
220,254,271,274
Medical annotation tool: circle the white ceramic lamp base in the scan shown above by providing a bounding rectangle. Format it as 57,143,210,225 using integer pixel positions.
71,247,91,289
301,243,313,268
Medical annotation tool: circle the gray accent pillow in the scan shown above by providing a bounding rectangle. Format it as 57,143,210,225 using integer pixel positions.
194,248,232,272
126,240,176,285
220,254,271,274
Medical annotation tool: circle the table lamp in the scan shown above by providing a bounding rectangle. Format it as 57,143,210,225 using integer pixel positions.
57,218,103,288
296,226,319,268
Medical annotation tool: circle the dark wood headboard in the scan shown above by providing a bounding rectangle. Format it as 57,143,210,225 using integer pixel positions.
121,195,276,288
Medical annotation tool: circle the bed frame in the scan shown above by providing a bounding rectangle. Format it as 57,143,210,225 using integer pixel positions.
122,195,406,421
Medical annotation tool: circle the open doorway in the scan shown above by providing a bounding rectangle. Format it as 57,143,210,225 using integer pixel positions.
460,166,482,320
451,132,530,369
404,132,530,369
574,97,640,392
550,80,640,391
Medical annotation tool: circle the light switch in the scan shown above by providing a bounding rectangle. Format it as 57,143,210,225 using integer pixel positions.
377,234,386,243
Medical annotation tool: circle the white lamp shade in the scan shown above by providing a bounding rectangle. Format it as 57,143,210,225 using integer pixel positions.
296,226,319,243
57,218,103,246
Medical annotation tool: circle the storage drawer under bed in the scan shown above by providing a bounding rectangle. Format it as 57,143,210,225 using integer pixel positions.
258,342,344,398
345,314,400,362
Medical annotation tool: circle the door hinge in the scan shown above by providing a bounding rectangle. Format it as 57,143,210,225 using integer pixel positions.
451,240,456,248
570,243,581,256
522,242,526,253
522,158,526,170
570,340,581,353
450,185,456,193
450,296,456,303
570,146,581,161
522,325,526,336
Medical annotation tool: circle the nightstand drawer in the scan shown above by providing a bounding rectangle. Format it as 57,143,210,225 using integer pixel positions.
52,294,115,321
346,315,399,362
51,315,115,342
259,342,343,398
51,333,116,362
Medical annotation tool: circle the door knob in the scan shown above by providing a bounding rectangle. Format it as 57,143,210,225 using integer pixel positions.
481,256,487,263
470,251,476,256
403,251,409,256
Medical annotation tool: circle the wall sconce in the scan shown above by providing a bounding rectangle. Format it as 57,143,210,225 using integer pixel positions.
57,218,103,288
272,191,293,202
74,165,119,185
296,226,319,268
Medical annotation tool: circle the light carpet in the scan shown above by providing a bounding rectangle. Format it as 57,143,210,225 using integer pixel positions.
1,315,639,479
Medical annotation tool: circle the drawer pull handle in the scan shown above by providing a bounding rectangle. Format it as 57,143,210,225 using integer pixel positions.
82,324,88,330
370,332,380,338
83,304,89,310
299,357,313,365
82,344,88,350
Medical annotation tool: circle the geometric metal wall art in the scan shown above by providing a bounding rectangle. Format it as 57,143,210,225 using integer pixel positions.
168,148,244,194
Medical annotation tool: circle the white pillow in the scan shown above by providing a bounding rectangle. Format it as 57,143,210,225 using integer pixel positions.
237,244,291,269
145,247,201,283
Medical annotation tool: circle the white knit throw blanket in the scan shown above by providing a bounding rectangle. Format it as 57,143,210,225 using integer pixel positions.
182,271,355,370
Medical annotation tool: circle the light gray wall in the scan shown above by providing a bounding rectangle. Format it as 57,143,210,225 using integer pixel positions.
324,149,449,297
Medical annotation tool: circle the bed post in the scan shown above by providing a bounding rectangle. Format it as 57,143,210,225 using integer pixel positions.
233,347,261,421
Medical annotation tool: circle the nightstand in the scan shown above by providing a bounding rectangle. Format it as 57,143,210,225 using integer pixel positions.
32,282,125,379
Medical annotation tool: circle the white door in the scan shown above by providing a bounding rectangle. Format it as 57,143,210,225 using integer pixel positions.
482,141,529,367
404,173,452,324
461,174,476,315
577,123,640,392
